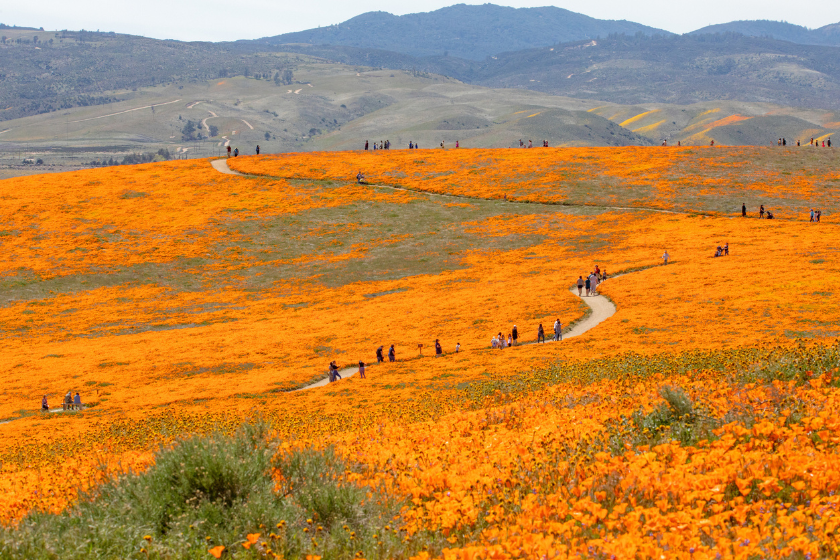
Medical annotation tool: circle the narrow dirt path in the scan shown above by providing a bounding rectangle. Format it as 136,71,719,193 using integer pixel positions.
293,285,617,392
209,158,681,215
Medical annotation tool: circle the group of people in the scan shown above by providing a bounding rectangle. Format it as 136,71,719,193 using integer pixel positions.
365,140,392,150
810,209,823,222
41,391,82,411
492,318,564,348
515,140,550,148
783,138,832,148
576,266,607,297
741,204,774,219
226,146,239,157
714,243,730,257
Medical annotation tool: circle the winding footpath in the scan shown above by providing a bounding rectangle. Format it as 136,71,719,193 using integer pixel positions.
211,158,624,392
210,158,682,215
295,287,616,392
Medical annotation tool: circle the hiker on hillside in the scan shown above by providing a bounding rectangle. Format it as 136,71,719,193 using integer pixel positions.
234,148,239,157
455,140,459,148
365,140,369,150
759,205,765,219
388,344,396,362
537,323,545,343
409,141,413,149
376,346,384,363
576,275,584,296
554,319,562,342
662,251,670,265
329,361,341,382
41,395,49,411
435,339,443,357
811,138,815,145
584,276,591,296
358,360,366,379
511,325,518,346
742,203,747,217
226,145,231,157
256,145,260,155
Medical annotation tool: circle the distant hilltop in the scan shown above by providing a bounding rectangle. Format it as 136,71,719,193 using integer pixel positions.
0,24,44,31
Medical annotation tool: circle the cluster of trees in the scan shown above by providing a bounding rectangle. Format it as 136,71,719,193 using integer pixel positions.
180,120,204,142
88,149,171,167
217,68,294,85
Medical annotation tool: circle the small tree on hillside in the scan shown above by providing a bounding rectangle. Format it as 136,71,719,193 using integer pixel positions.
281,69,293,85
209,124,218,137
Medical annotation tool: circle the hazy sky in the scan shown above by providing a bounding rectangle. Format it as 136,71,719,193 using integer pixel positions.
2,0,839,42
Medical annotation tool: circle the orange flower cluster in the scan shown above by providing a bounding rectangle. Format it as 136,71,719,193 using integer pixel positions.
0,149,839,559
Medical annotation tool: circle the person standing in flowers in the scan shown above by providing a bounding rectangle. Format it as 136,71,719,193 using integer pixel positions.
358,360,366,379
499,332,506,349
577,275,584,296
41,395,49,411
329,361,341,382
662,251,670,265
512,325,519,346
435,339,443,357
376,346,384,364
388,345,395,362
742,203,746,217
491,334,499,348
759,205,765,218
554,319,562,341
537,323,545,343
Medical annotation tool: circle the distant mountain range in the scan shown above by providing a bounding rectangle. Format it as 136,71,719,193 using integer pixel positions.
256,4,840,59
256,4,671,60
691,20,840,46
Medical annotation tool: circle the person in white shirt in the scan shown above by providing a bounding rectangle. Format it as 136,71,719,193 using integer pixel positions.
491,336,498,349
589,273,599,296
662,251,670,264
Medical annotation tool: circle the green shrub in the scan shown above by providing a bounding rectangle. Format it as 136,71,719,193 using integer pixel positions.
0,423,445,559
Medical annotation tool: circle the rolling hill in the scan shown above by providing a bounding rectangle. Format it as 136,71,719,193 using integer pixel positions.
691,20,840,46
255,4,670,60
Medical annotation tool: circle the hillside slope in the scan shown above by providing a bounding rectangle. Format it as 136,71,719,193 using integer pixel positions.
691,20,840,46
257,4,669,60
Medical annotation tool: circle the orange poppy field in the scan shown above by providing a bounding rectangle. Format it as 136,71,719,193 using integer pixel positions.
2,147,840,558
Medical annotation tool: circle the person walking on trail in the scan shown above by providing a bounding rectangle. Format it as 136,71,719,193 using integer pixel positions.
537,323,545,343
589,272,599,296
256,145,260,155
376,346,384,363
553,319,562,341
742,203,747,217
226,145,231,158
388,345,396,362
512,325,519,346
759,205,765,219
577,276,584,296
329,361,340,382
585,276,591,296
435,339,443,357
358,360,366,379
662,251,670,265
233,148,239,157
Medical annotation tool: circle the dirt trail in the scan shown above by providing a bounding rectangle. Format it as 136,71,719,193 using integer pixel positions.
292,285,617,392
209,158,680,215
